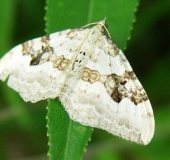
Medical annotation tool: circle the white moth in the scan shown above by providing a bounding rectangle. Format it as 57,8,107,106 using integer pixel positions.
0,19,154,145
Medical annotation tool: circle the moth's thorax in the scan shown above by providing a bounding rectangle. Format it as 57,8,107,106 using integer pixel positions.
87,25,103,43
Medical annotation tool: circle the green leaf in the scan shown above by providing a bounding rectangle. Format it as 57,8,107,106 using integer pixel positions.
45,0,139,49
47,99,92,160
0,0,15,54
45,0,139,160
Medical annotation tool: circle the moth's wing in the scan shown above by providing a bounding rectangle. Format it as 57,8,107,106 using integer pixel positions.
60,33,154,145
0,28,90,102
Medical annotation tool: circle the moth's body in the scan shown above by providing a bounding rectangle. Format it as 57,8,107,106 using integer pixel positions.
0,19,154,145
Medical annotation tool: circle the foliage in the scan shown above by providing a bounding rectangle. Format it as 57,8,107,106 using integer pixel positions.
0,0,170,160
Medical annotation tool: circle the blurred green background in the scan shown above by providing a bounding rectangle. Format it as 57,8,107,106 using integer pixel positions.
0,0,170,160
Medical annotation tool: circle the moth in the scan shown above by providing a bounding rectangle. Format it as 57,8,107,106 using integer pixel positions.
0,19,154,145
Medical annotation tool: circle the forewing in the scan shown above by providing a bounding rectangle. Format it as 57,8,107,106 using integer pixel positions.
60,29,154,145
0,28,90,102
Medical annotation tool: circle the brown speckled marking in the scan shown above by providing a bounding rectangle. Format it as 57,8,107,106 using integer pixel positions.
22,42,27,54
30,52,42,65
67,27,87,40
41,35,49,43
107,38,119,56
111,86,121,103
131,95,143,105
67,28,81,39
90,70,100,83
30,46,54,66
53,55,70,71
53,55,64,68
128,71,137,80
42,44,54,53
29,36,54,66
112,44,119,55
101,71,148,105
22,41,32,55
120,81,127,85
58,58,70,71
82,68,91,82
142,92,148,100
82,67,100,83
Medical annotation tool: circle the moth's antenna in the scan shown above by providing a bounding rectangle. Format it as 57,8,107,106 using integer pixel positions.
97,18,111,38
